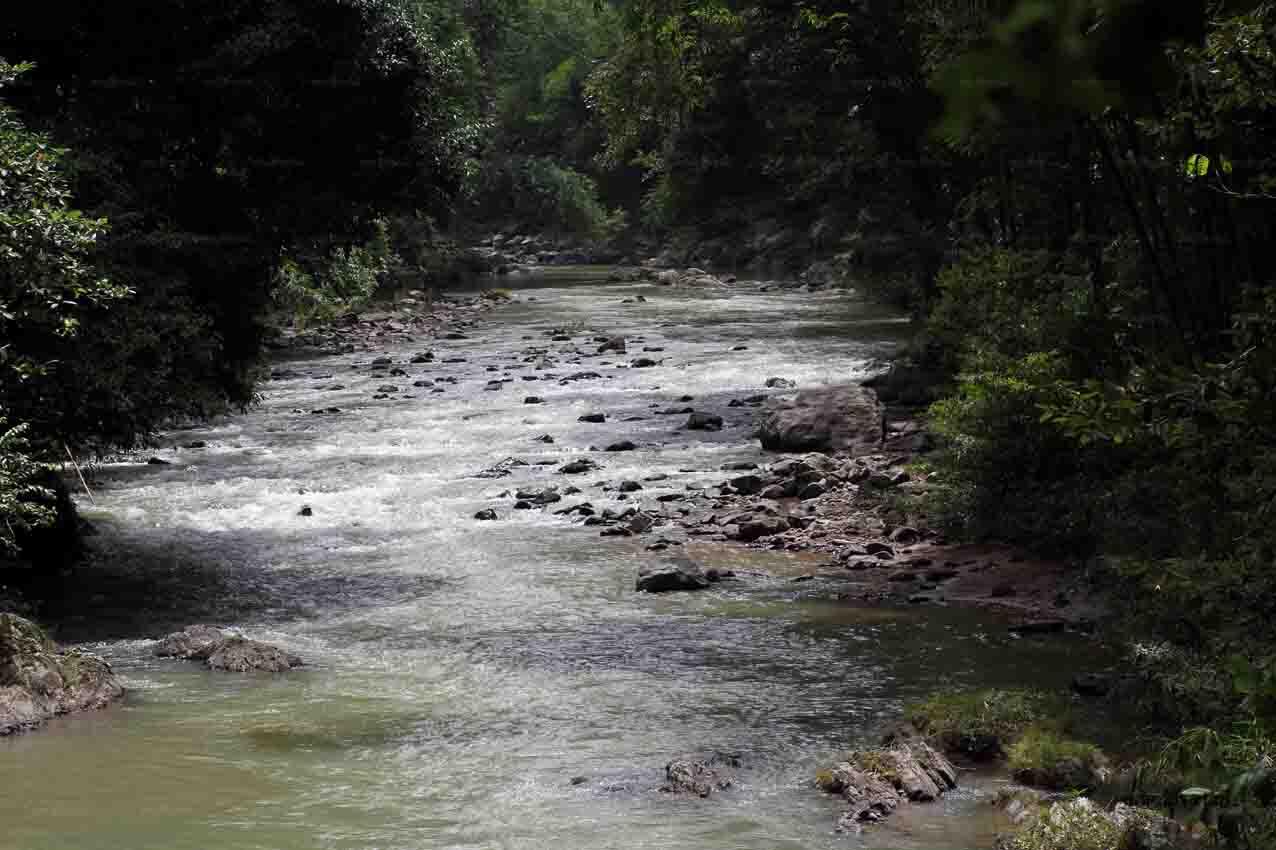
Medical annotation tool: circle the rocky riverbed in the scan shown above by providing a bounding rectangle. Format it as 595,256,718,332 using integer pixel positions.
1,267,1110,850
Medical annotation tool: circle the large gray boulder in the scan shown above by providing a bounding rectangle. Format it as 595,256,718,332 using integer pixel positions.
1,613,124,735
206,638,303,673
759,386,883,454
154,625,303,672
153,624,228,659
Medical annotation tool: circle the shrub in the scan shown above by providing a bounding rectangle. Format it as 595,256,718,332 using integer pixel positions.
1008,727,1107,790
1002,799,1123,850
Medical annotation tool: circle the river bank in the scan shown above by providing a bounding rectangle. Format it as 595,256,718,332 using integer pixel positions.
2,267,1114,850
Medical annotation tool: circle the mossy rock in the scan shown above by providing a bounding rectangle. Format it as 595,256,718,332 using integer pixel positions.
1,613,123,735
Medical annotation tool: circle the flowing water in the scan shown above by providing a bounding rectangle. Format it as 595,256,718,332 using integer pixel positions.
1,270,1103,850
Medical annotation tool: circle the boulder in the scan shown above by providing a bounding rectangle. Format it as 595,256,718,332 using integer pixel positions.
759,386,883,454
597,336,626,354
637,559,711,592
474,509,499,521
731,516,790,542
153,624,229,659
206,637,302,673
661,752,740,797
559,459,599,475
605,440,637,452
818,740,958,830
686,412,724,431
1,613,124,735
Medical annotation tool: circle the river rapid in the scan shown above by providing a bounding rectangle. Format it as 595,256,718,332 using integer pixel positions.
1,269,1097,850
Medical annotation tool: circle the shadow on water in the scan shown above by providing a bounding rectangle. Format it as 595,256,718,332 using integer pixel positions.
33,527,456,642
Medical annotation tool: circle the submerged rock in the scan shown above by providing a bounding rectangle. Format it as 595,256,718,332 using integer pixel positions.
1,613,124,735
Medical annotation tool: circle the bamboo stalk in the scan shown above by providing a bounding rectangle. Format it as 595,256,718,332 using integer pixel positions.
63,443,96,505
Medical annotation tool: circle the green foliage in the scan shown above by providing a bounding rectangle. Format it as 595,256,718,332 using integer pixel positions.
1009,727,1107,790
1002,799,1124,850
274,222,397,327
0,422,55,557
475,156,624,237
0,60,130,434
908,688,1050,758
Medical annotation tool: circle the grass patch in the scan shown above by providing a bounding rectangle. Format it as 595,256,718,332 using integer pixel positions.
908,688,1051,759
1008,726,1107,790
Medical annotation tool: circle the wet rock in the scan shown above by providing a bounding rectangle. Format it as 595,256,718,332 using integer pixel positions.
206,637,302,673
524,396,545,404
153,624,229,660
661,752,740,797
183,441,207,449
925,568,959,582
637,558,711,593
1,614,125,735
721,462,758,471
410,352,434,363
686,412,724,431
731,516,790,542
729,474,764,495
631,357,659,368
819,740,958,830
513,500,534,510
889,526,921,545
764,377,796,388
371,356,393,366
597,336,626,354
413,379,434,387
759,386,883,454
799,481,827,499
578,413,607,423
759,484,789,500
559,459,600,475
473,457,530,479
298,505,313,517
147,456,171,465
474,509,499,521
657,406,695,416
534,434,555,444
605,440,637,452
864,542,894,557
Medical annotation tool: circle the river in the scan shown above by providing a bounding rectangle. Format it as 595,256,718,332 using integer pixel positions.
0,269,1098,849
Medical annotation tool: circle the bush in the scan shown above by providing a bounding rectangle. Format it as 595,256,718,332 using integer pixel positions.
474,156,622,238
1009,727,1107,791
0,422,55,558
1001,799,1123,850
908,688,1050,759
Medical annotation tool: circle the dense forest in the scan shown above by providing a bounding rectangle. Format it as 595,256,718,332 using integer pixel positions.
4,0,1276,844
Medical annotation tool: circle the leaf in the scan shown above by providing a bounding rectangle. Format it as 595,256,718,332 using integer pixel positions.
1185,153,1211,178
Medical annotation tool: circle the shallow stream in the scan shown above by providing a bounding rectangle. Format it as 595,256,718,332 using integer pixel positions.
1,269,1102,850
